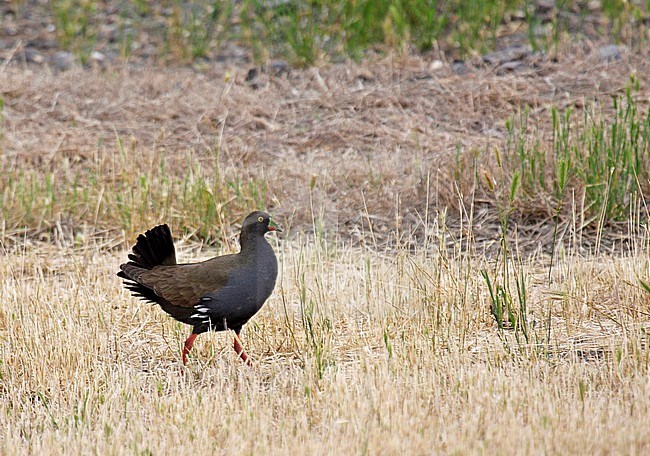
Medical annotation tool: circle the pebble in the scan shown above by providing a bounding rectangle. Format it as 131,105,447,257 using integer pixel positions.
483,44,531,66
451,60,467,75
598,44,623,62
49,50,75,71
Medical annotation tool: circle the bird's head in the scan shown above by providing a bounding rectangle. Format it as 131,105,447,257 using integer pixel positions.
241,211,282,236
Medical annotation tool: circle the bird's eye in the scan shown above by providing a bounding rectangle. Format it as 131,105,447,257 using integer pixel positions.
258,216,264,222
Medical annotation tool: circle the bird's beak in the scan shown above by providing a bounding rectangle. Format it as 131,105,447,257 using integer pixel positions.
268,219,282,232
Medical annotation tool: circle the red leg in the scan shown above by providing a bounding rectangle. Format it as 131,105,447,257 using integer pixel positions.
233,330,252,365
182,333,198,365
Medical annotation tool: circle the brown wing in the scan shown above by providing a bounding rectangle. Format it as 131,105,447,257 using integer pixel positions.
135,254,238,307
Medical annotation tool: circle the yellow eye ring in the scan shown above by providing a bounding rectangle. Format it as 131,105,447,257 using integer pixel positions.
258,216,264,222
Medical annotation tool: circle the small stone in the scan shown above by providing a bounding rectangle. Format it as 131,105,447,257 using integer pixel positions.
537,0,555,11
90,51,106,62
498,60,524,73
99,24,119,43
598,44,623,62
49,51,75,71
23,48,44,64
268,59,290,76
451,60,467,75
588,0,600,11
483,44,531,66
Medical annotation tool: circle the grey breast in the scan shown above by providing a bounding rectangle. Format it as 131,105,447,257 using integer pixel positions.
248,239,278,306
207,240,278,321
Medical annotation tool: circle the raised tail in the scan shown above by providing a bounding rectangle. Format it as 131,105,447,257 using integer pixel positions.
121,224,176,270
117,224,176,302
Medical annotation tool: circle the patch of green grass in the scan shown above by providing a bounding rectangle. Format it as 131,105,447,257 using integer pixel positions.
498,83,650,226
241,0,649,65
240,0,523,64
580,87,649,222
240,0,337,66
481,139,539,356
449,0,516,56
481,268,533,349
0,139,270,245
295,245,334,381
50,0,97,64
26,1,650,66
165,0,234,62
475,86,648,343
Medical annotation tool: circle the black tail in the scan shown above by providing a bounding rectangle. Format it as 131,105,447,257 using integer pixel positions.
117,224,176,302
120,224,176,271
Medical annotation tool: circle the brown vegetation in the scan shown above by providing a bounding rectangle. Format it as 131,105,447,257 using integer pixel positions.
1,20,650,454
3,42,648,248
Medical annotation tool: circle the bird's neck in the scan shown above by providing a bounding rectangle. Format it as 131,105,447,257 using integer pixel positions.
239,231,266,254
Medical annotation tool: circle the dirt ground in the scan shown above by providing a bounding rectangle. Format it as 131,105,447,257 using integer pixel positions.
2,8,650,455
1,5,649,250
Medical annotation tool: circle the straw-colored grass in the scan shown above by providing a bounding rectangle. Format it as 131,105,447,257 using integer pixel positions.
2,32,650,454
2,45,649,248
1,228,649,454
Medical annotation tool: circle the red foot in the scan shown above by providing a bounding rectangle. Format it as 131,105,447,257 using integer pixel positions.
233,331,252,366
182,333,198,365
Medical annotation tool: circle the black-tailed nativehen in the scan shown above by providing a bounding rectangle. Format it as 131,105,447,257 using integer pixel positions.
117,211,280,365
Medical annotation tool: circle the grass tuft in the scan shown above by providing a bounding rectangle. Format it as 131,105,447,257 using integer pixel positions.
496,86,650,228
0,139,269,246
19,1,648,66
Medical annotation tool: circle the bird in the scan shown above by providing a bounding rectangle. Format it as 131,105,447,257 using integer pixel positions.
117,211,280,365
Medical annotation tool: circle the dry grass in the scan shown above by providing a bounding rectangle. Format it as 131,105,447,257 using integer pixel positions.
2,43,649,245
1,228,650,454
2,36,650,454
